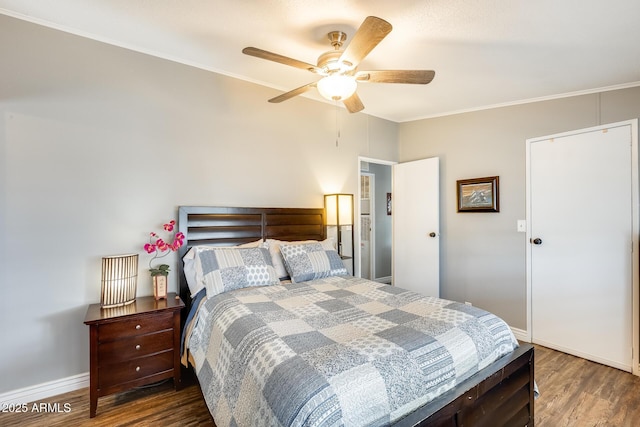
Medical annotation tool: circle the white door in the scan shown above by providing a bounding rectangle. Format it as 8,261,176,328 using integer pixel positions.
528,122,636,371
393,157,440,297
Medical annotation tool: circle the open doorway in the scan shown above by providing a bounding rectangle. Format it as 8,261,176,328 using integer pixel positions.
360,172,374,280
358,157,394,283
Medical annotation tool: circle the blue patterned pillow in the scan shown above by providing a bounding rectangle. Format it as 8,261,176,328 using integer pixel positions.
279,242,348,283
196,247,279,296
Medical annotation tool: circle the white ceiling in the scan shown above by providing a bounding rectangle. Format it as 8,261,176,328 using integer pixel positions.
2,0,640,123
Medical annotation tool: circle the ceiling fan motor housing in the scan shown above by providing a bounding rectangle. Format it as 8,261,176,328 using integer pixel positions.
317,50,352,73
317,31,353,74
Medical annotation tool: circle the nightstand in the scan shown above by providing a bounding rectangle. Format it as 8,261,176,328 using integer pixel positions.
84,293,184,418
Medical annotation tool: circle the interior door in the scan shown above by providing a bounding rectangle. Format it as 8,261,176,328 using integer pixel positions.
528,122,635,371
393,157,440,297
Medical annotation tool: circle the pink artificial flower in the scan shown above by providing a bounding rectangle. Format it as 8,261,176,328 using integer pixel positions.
156,239,169,252
144,219,181,270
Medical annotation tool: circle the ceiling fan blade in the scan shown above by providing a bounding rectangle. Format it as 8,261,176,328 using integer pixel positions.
243,47,321,73
340,16,392,68
343,92,364,113
356,70,436,84
268,82,317,103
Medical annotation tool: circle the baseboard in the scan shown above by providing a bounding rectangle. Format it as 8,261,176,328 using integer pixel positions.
510,327,529,343
532,338,633,373
0,372,89,406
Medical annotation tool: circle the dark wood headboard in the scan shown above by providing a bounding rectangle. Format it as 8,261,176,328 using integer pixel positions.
177,206,326,308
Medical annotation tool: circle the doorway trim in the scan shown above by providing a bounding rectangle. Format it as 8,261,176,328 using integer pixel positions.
356,156,396,278
525,119,639,376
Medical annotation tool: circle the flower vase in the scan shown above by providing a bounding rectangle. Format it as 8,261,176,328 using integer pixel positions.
152,274,168,300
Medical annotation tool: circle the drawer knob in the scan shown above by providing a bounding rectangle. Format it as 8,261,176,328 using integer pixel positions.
135,344,141,350
135,366,140,372
135,325,141,330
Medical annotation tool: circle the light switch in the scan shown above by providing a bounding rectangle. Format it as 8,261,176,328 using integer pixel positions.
517,220,526,233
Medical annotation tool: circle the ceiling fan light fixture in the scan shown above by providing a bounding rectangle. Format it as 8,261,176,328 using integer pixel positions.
317,75,357,101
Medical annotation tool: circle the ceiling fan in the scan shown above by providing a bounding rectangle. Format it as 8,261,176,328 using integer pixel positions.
242,16,435,113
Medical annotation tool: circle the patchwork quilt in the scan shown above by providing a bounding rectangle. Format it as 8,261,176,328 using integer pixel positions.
186,276,518,426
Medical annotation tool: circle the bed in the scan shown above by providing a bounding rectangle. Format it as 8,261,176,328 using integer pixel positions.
177,206,535,426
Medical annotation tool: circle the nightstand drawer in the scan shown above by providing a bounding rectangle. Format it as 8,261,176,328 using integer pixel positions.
98,311,173,341
98,350,174,389
99,329,174,363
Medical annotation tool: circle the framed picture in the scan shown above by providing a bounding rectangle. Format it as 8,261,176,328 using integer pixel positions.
457,176,499,212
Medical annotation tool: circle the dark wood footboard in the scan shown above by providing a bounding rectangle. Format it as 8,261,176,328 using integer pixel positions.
396,343,535,427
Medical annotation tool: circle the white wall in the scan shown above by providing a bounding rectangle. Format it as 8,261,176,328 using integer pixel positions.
0,15,398,394
398,87,640,330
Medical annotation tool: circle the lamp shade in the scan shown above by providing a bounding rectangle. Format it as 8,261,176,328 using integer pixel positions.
316,75,357,101
101,254,138,308
325,194,354,226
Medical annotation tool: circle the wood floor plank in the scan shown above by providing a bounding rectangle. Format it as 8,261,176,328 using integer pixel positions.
2,345,640,426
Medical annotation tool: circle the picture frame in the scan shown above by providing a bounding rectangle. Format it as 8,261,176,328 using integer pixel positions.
457,176,499,212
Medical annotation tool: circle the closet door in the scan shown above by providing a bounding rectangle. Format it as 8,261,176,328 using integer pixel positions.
528,122,636,371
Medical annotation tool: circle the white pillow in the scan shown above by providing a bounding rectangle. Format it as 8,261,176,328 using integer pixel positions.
266,238,336,279
182,240,264,296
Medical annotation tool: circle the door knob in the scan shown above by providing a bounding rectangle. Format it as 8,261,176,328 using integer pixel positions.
531,238,542,245
429,232,437,238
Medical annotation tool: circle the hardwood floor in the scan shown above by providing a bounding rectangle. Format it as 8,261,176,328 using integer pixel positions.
2,345,640,426
0,379,215,427
534,345,640,426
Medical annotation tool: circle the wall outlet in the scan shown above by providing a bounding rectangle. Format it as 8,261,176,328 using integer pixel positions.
517,220,527,233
